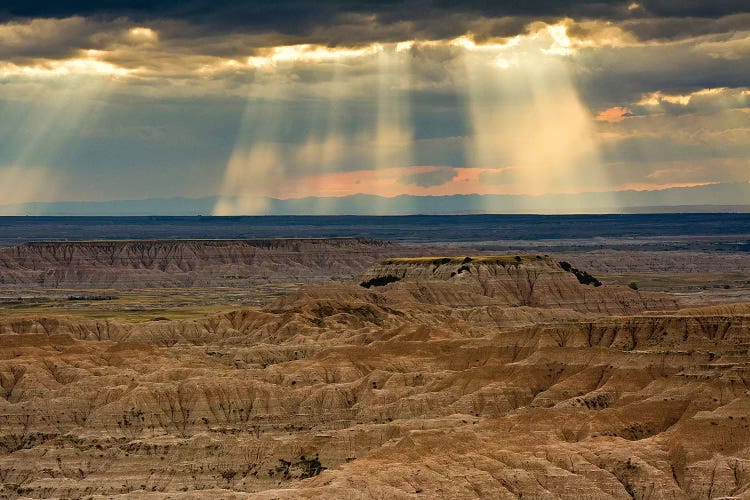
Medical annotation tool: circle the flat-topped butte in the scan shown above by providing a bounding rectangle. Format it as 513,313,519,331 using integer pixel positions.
369,255,602,288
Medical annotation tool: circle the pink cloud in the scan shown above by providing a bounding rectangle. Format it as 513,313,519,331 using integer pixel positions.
276,166,548,199
612,181,719,191
271,164,725,200
595,106,634,123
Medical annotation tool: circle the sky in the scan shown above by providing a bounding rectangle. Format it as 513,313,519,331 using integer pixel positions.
0,1,748,214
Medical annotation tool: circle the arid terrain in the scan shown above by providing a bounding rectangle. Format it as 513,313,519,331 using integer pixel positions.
0,238,749,498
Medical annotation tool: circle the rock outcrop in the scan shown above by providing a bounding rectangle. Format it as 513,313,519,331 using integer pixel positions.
354,255,679,314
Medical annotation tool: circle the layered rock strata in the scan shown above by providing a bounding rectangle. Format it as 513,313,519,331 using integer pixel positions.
0,238,401,288
0,256,746,499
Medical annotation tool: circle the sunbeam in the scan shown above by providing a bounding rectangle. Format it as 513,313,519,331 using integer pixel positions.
372,44,414,213
0,58,127,212
214,42,417,215
0,4,747,215
460,24,615,212
213,65,291,215
289,54,350,215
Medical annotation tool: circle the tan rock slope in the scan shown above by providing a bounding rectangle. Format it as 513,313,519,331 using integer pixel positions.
332,255,678,314
0,238,404,288
0,253,747,499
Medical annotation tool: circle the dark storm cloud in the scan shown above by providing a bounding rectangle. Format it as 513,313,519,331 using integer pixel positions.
2,1,749,43
0,16,124,60
574,40,750,109
4,1,748,21
613,13,750,42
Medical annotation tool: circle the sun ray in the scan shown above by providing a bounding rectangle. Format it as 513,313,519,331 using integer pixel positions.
214,49,361,215
460,24,615,212
213,68,289,215
214,42,417,215
373,45,414,213
1,61,127,211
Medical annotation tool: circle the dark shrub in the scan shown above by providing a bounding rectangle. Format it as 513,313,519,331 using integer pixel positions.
558,261,602,287
360,275,401,288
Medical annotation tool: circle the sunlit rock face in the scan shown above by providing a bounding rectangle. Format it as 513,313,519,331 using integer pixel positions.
355,255,678,313
1,250,748,498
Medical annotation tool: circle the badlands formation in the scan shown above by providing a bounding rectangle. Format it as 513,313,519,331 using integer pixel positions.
0,238,403,288
0,241,748,498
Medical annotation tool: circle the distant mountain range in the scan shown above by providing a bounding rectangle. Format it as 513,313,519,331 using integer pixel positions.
2,182,749,215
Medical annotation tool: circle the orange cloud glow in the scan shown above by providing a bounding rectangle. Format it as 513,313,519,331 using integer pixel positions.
612,181,719,191
595,106,633,123
267,166,715,199
273,166,509,199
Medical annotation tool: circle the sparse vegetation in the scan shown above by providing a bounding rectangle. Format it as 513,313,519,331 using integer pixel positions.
558,261,602,287
67,295,117,301
382,255,550,266
268,455,325,480
117,408,146,439
360,275,401,288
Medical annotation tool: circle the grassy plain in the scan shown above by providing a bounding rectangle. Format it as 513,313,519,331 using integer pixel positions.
0,283,301,321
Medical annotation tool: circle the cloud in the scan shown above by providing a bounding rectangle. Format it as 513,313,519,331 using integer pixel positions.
3,1,747,25
596,106,634,122
399,167,457,187
575,32,750,108
631,86,749,115
597,105,750,166
0,2,748,208
617,13,750,41
0,13,748,104
0,2,747,60
605,158,750,189
693,30,750,59
0,16,110,60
